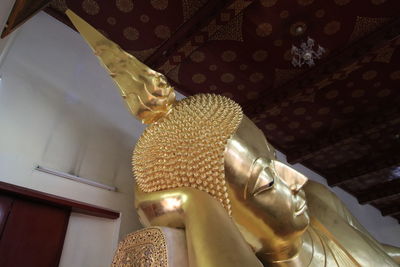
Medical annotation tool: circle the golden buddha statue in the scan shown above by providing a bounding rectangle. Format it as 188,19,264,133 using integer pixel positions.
65,10,400,267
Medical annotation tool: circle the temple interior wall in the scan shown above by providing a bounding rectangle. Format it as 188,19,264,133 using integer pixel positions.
0,7,143,267
0,4,399,266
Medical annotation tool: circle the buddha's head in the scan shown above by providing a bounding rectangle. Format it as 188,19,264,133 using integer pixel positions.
225,114,309,256
66,11,309,257
133,94,310,255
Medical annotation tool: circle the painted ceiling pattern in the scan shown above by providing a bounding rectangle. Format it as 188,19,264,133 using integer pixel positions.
47,0,400,222
51,0,210,61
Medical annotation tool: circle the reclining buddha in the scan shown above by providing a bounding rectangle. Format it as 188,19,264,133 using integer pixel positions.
66,10,400,267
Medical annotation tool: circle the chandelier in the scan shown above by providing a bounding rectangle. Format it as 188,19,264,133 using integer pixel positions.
291,37,325,68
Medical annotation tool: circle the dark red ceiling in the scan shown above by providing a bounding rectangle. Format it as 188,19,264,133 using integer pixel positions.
47,0,400,222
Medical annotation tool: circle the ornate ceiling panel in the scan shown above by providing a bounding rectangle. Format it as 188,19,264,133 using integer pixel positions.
156,0,398,100
49,0,210,61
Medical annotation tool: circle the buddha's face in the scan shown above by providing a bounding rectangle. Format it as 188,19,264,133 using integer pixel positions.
224,116,310,254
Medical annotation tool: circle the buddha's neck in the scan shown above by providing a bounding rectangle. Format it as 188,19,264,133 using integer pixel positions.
258,228,321,267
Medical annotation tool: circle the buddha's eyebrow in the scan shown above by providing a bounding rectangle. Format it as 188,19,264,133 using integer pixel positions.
244,159,261,199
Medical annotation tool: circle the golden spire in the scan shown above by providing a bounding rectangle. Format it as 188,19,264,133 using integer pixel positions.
65,10,176,124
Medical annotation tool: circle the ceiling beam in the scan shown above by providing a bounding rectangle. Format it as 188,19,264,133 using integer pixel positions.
1,0,52,38
380,205,400,217
357,179,400,205
325,147,400,187
244,18,400,117
286,107,400,165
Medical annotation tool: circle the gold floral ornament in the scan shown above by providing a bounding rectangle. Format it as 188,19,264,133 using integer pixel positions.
82,0,100,15
324,21,341,35
260,0,277,7
256,23,273,37
112,228,168,267
65,10,176,124
151,0,169,10
116,0,134,13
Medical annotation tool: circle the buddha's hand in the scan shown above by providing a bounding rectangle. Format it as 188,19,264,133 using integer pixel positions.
134,186,227,228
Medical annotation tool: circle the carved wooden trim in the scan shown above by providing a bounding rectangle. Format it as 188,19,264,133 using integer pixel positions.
287,111,400,165
357,179,400,204
325,149,400,187
0,181,120,219
380,205,400,217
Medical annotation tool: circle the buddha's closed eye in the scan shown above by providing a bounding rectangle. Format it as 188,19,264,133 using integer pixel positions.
253,168,275,196
248,158,276,197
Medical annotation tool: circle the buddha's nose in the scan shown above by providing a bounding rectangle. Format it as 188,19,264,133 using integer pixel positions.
272,160,309,192
290,184,306,199
293,174,308,191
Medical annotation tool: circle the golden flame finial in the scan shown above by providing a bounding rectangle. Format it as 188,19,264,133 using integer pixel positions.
65,10,176,124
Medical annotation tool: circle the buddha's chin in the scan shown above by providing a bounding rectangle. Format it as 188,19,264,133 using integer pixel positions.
294,210,310,232
285,210,310,237
295,202,308,216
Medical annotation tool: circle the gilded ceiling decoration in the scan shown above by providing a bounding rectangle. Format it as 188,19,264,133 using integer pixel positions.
50,0,67,12
349,16,391,42
182,0,208,21
209,12,244,42
1,0,52,38
158,0,253,73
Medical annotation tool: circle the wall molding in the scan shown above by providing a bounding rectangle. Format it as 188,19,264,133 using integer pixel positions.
0,181,120,219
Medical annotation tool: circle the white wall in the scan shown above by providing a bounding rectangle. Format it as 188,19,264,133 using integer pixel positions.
59,213,121,267
0,11,145,266
277,151,400,247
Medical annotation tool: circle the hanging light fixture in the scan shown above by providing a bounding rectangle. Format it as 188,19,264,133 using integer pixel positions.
291,37,325,68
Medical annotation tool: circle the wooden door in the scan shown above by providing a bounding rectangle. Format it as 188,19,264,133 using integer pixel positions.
0,197,70,267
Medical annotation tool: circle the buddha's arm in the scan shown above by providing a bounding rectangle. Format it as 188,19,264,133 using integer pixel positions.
135,187,263,267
